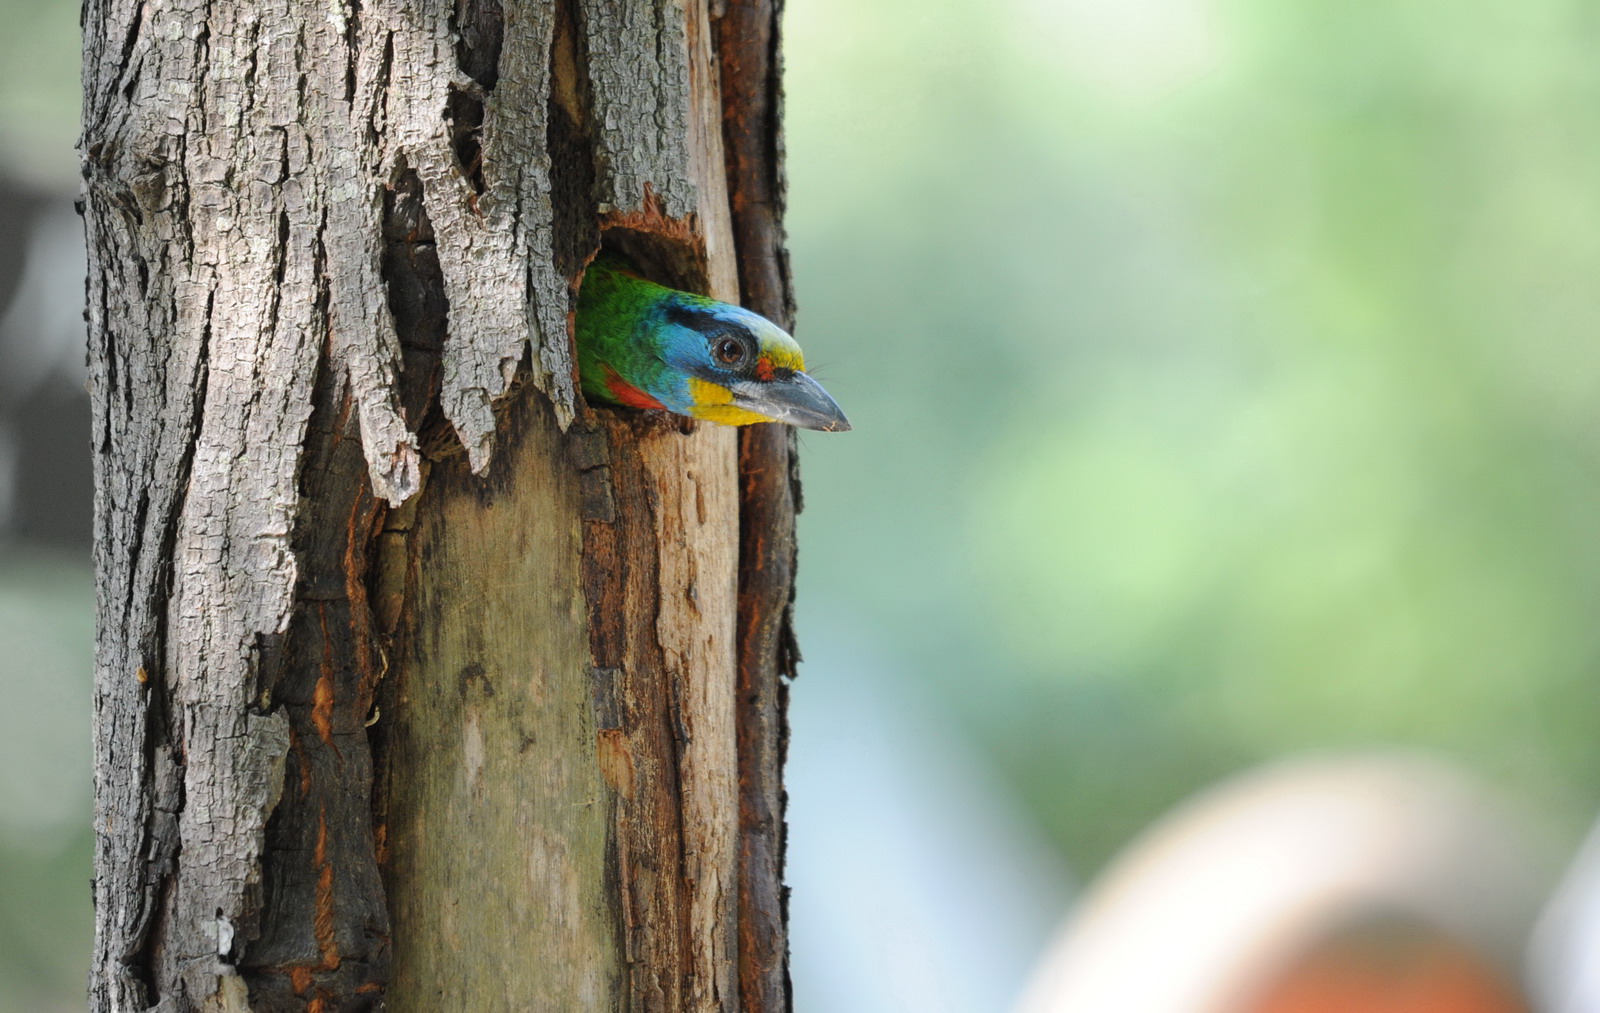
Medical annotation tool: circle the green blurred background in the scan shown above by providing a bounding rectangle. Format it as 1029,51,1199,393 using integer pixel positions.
787,0,1600,874
5,0,1600,1008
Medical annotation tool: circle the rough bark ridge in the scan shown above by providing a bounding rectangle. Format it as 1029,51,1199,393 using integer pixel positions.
84,0,796,1010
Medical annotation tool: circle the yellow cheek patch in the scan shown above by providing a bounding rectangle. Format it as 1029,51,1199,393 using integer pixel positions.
687,378,771,426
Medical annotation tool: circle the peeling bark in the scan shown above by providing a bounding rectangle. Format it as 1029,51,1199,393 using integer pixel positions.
85,0,797,1010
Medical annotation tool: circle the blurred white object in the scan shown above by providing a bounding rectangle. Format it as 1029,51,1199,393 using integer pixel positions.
0,201,86,402
1528,813,1600,1013
1016,752,1548,1013
787,624,1072,1013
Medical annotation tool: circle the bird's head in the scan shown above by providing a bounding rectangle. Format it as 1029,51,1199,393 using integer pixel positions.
577,259,851,431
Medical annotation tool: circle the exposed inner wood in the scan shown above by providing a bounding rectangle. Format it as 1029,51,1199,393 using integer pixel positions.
376,385,619,1012
576,410,740,1012
239,351,392,1009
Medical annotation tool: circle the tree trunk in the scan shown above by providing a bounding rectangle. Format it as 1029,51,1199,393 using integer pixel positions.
81,0,797,1009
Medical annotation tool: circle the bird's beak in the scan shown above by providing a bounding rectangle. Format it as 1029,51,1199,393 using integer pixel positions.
734,372,852,432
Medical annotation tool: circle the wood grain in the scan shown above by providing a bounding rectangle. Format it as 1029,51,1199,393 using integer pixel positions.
377,387,618,1012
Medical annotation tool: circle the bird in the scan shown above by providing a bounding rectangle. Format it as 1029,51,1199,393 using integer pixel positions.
576,256,851,431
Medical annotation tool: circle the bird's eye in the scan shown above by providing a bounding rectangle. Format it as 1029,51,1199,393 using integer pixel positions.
715,337,745,365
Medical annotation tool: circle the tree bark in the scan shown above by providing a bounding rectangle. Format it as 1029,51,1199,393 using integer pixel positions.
82,0,797,1009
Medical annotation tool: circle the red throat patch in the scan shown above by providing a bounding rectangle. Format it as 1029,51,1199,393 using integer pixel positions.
603,366,667,410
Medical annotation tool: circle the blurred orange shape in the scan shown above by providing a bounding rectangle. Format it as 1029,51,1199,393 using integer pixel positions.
1245,917,1526,1013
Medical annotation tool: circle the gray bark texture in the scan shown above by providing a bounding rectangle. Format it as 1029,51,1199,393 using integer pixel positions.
81,0,800,1009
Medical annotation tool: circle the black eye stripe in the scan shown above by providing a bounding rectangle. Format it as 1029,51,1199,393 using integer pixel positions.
664,303,756,344
662,301,724,335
